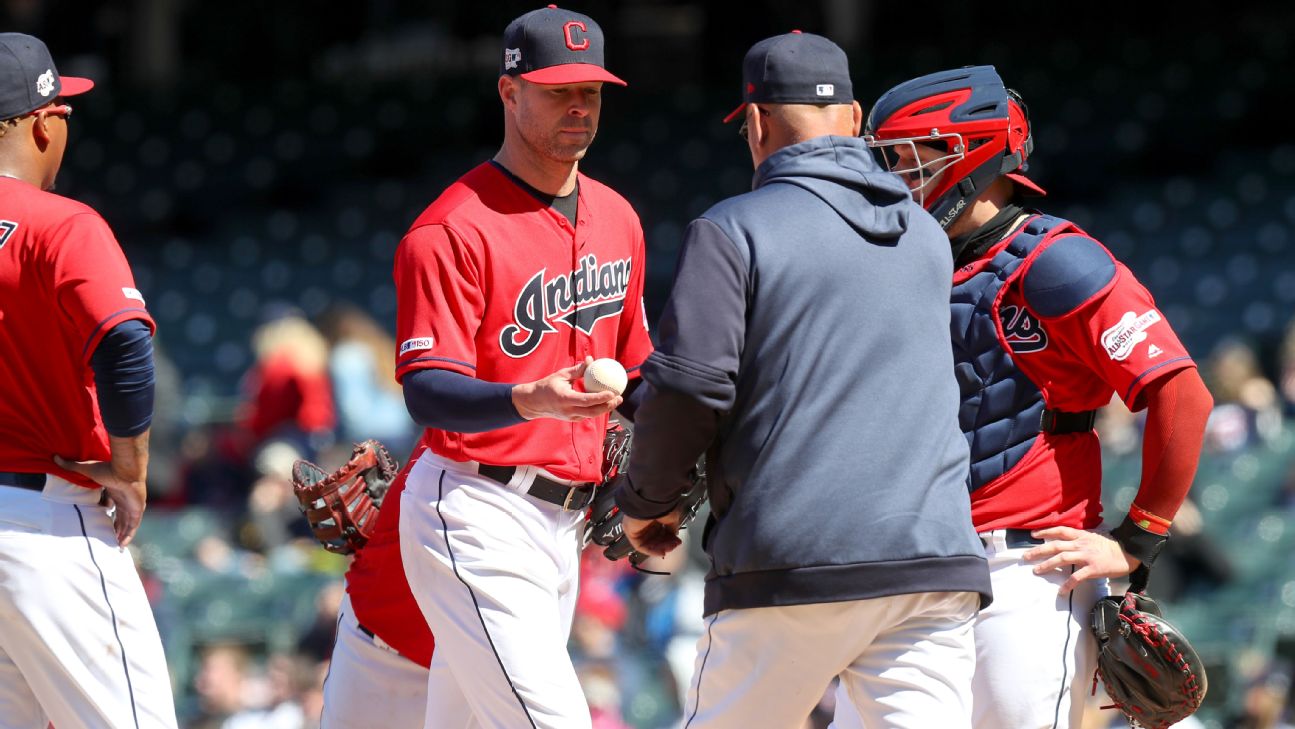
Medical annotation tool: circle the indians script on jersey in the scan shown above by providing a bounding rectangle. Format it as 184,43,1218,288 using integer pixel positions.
501,253,632,357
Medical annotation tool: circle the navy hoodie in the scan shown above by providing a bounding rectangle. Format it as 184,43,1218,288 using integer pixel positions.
619,135,991,616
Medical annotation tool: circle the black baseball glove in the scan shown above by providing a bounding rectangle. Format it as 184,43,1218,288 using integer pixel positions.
584,425,708,569
292,439,398,555
1090,590,1208,729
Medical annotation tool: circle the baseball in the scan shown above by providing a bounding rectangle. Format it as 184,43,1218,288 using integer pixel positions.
583,358,627,395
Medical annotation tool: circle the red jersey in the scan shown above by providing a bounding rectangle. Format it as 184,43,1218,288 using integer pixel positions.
393,162,653,482
346,446,433,667
0,178,155,487
964,225,1195,531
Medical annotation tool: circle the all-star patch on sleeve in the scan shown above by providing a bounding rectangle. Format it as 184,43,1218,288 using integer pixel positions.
1044,262,1194,410
393,223,485,381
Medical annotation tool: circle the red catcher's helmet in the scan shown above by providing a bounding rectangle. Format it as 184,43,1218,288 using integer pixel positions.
864,65,1043,230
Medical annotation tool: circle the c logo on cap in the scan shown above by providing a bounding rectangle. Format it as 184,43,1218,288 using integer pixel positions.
563,21,589,51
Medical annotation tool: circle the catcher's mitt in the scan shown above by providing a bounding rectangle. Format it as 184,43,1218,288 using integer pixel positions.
292,439,398,555
585,424,708,570
1090,590,1207,729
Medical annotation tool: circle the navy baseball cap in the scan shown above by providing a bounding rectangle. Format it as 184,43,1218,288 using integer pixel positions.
0,33,93,120
501,5,626,86
723,31,852,123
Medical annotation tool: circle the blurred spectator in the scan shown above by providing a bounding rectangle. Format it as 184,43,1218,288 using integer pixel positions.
148,337,187,498
296,581,346,664
238,305,336,462
1203,338,1282,452
243,440,317,558
190,642,321,729
1226,661,1295,729
1280,320,1295,419
316,303,418,456
1141,498,1234,602
190,643,252,729
221,652,308,729
176,424,257,510
580,662,634,729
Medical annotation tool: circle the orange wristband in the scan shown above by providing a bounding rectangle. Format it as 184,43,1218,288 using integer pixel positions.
1128,503,1171,535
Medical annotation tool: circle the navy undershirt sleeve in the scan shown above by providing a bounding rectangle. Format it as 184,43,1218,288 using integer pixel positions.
90,319,155,437
403,368,525,433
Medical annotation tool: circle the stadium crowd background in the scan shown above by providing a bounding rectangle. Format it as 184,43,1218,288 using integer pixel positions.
6,1,1295,726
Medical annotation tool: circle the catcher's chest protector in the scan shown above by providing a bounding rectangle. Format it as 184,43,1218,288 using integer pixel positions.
949,214,1077,492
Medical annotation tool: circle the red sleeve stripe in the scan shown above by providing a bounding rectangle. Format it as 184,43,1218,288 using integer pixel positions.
1122,356,1191,404
81,307,152,359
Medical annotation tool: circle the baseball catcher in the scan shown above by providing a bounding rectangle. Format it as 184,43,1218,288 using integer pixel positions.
1090,576,1208,729
293,439,398,555
585,424,707,569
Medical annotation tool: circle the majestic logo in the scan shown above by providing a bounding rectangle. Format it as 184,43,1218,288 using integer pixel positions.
0,220,17,250
563,20,590,51
1000,304,1048,353
1147,344,1163,358
122,287,145,303
1102,310,1162,361
36,70,55,97
500,254,631,358
504,48,521,70
400,337,435,355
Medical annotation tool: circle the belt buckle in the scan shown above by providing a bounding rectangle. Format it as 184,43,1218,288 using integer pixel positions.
562,486,582,510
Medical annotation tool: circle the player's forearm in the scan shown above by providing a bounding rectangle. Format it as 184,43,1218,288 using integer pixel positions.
618,388,717,519
1130,368,1213,525
106,431,150,487
403,368,524,433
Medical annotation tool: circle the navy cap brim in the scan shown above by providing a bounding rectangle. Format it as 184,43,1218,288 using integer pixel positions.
60,75,94,96
521,64,626,86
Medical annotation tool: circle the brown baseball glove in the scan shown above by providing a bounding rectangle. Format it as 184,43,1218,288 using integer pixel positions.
292,439,398,555
1090,590,1208,729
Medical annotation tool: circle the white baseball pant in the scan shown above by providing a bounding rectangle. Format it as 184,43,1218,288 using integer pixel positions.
322,593,465,729
0,478,177,729
969,529,1106,729
831,529,1107,729
399,451,589,729
683,590,980,729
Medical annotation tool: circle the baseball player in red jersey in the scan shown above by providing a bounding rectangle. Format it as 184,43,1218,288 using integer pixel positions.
831,66,1214,729
0,33,178,729
321,445,466,729
390,7,652,729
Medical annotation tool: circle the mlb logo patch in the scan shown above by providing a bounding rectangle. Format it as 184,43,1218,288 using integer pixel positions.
816,84,834,97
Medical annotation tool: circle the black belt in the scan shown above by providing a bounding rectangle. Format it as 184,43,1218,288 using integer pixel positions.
477,464,595,510
982,528,1045,549
0,472,46,491
1040,408,1096,434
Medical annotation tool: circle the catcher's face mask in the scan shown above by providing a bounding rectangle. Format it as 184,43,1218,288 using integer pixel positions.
863,131,967,207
